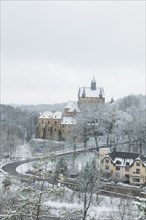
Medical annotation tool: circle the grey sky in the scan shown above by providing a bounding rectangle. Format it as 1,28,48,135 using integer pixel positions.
1,1,145,104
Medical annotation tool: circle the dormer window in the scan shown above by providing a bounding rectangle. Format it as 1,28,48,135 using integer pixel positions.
126,162,130,166
105,159,109,163
116,160,121,165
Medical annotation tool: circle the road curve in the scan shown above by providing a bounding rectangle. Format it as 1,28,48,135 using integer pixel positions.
2,159,34,178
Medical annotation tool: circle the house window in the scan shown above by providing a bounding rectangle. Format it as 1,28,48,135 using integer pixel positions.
105,165,109,170
136,169,140,174
116,160,121,165
42,121,44,124
132,178,140,183
136,162,140,166
48,121,50,124
125,167,129,172
55,121,57,125
48,128,49,131
116,166,120,171
54,128,56,132
126,162,130,166
105,159,109,163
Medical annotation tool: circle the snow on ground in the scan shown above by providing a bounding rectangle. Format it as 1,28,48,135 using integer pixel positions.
16,161,34,174
15,151,99,175
43,190,139,220
14,143,32,159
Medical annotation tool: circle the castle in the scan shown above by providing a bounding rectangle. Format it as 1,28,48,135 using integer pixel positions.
36,78,105,141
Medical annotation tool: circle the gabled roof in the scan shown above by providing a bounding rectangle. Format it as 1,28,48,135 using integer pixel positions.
107,151,146,167
65,101,80,113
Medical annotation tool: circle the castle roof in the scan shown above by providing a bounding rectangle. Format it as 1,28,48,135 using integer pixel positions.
65,101,80,113
61,116,76,125
39,111,62,119
79,87,105,98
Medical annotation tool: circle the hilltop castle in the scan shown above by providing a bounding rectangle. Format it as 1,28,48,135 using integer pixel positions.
36,78,105,141
78,77,105,105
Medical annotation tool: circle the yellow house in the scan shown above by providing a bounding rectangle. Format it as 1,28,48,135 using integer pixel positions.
100,148,146,185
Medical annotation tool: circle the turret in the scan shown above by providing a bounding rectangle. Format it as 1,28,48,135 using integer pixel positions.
99,88,103,98
78,87,80,98
91,77,96,90
82,87,86,98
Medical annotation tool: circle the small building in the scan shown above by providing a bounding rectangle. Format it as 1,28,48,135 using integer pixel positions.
64,101,80,116
100,148,146,185
78,78,105,105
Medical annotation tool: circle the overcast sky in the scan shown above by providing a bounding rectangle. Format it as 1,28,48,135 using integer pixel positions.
1,0,145,105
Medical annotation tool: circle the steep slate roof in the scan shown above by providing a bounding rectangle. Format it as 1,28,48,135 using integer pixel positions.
109,151,139,160
107,151,146,167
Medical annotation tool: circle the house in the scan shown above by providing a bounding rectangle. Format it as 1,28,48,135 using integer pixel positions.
100,147,146,185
